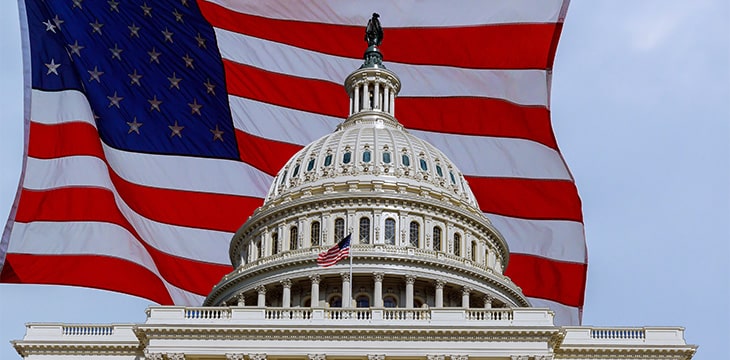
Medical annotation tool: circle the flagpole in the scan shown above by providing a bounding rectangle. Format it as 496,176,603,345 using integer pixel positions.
349,234,353,308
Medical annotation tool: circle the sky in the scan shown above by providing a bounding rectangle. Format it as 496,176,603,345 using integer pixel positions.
1,1,729,359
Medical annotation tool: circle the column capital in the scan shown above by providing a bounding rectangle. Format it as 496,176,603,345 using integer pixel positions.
236,292,246,306
249,354,267,360
225,354,245,360
368,355,385,360
308,354,326,360
373,272,384,282
280,279,292,289
461,286,472,296
309,274,321,284
255,285,267,294
405,274,416,285
144,351,163,360
434,279,446,289
340,272,351,282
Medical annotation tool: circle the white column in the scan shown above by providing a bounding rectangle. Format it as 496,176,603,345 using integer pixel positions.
373,82,380,110
256,285,266,307
349,93,354,115
309,274,320,307
281,279,292,308
236,292,245,307
462,286,471,308
434,279,445,308
383,86,390,113
373,272,384,307
389,88,395,115
362,82,369,110
405,274,416,308
354,85,360,113
483,294,493,309
341,272,351,308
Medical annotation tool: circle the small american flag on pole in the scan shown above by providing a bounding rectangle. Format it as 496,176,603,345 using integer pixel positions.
317,234,351,267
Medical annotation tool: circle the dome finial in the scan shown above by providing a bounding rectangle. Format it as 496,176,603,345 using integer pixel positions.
361,13,385,69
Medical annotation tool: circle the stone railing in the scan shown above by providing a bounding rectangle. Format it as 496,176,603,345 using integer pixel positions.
146,306,555,327
562,326,689,346
62,325,115,336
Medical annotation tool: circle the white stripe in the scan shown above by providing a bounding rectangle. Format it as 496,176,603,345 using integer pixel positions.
229,95,567,180
527,297,580,326
486,213,586,263
216,29,548,106
205,0,565,26
31,89,95,126
26,90,274,198
22,156,234,265
412,130,571,180
7,221,205,305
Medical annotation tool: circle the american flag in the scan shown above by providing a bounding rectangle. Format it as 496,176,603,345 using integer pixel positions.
317,235,351,268
0,0,585,325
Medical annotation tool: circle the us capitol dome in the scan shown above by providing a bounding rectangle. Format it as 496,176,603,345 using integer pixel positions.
203,33,529,311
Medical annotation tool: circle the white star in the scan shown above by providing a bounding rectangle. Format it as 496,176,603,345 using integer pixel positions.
182,54,194,69
90,19,104,35
127,117,143,134
168,72,182,89
148,47,161,64
107,91,123,108
180,0,189,7
204,78,216,95
169,121,184,138
162,28,174,43
68,40,84,57
173,9,184,23
128,23,140,38
141,2,152,17
109,44,123,60
148,95,162,112
195,33,207,49
210,124,224,142
188,98,202,115
108,0,120,12
72,0,83,9
128,69,142,86
88,66,103,82
45,59,61,75
52,15,64,29
43,20,57,33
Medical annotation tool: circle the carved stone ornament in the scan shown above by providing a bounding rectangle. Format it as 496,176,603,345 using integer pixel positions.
166,353,185,360
256,285,267,294
368,355,385,360
427,355,445,360
450,356,468,360
434,279,446,289
308,354,326,360
281,279,292,289
309,274,321,284
225,354,245,360
144,351,164,360
373,272,384,282
405,274,417,285
249,353,267,360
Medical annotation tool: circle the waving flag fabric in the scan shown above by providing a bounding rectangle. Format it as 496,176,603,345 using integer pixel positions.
1,0,585,324
317,235,351,268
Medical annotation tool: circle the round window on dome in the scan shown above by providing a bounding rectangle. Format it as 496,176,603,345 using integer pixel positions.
307,158,316,171
419,159,428,171
383,152,391,164
343,151,352,164
363,150,372,163
324,154,333,167
402,154,410,166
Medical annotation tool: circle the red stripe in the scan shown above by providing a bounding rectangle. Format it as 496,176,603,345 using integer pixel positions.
466,176,583,222
14,187,233,296
0,253,174,305
234,129,302,176
27,120,264,233
223,60,349,118
505,253,586,307
224,62,557,148
200,1,561,69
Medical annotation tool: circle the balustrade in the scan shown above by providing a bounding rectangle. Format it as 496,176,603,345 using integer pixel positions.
590,328,645,339
185,307,232,319
62,325,114,336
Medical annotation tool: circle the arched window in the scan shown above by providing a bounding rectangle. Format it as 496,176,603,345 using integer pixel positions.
402,154,410,167
343,151,352,164
356,295,370,308
307,158,316,171
289,226,298,250
292,163,300,177
471,241,477,261
329,295,342,308
384,218,396,245
359,217,370,244
432,226,442,251
409,221,420,247
419,158,428,171
382,151,391,164
454,233,461,256
334,218,345,242
362,150,371,163
271,232,279,255
311,221,321,246
383,296,397,308
324,153,333,166
256,239,263,259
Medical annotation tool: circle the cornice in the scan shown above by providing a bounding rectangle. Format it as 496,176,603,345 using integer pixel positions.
12,342,142,357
